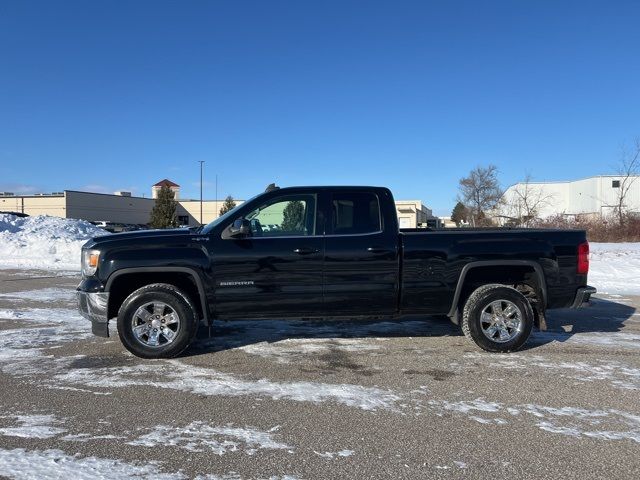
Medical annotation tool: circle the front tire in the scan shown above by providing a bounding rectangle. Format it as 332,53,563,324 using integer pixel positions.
461,284,533,353
117,283,198,359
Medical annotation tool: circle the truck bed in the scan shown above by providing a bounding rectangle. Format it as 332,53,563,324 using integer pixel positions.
399,228,588,314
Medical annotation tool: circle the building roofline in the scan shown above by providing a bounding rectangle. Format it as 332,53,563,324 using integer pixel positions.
0,193,65,198
153,179,180,187
503,174,640,191
64,190,153,200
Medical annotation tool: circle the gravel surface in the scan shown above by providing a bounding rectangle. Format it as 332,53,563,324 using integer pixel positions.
0,270,639,479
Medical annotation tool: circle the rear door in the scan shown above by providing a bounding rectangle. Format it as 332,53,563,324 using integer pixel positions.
211,192,324,317
322,190,399,315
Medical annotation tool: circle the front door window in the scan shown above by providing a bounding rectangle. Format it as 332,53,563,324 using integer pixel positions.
245,194,317,237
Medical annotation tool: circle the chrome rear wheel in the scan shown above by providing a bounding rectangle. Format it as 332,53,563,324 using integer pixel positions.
461,284,534,353
480,300,523,343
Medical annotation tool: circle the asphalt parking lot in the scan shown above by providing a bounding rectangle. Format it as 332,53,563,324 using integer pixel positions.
0,269,639,479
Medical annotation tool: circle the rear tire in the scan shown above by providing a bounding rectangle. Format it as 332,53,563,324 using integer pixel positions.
117,283,198,359
461,284,533,353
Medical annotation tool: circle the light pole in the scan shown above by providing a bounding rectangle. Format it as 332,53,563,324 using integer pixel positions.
199,161,204,224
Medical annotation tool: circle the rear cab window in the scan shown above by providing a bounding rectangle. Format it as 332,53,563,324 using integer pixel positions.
330,192,381,235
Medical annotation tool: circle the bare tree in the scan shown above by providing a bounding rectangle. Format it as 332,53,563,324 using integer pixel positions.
458,165,502,226
613,138,640,227
502,174,556,227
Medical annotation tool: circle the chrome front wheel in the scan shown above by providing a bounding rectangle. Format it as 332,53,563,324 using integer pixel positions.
117,283,198,359
131,301,181,348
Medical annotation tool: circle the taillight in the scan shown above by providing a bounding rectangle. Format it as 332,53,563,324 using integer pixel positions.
577,242,589,274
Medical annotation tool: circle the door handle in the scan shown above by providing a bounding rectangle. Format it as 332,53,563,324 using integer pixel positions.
367,246,390,253
293,247,319,255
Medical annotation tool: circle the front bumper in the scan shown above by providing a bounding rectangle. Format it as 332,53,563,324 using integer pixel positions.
570,286,597,308
77,290,110,337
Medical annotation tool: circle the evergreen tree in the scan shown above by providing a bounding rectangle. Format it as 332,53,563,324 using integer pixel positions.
451,201,469,227
149,186,178,228
219,195,237,216
282,200,304,232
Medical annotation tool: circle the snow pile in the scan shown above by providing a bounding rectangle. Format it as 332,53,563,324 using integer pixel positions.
590,243,640,295
0,214,109,271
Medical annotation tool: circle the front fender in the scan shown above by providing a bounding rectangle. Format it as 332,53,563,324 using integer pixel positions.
103,266,211,325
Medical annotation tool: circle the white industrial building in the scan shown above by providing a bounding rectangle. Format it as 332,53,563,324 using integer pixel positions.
499,175,640,221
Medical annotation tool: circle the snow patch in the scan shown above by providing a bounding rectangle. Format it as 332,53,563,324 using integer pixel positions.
0,307,93,379
128,422,292,455
0,288,76,303
0,414,66,439
62,433,125,443
464,352,640,391
52,360,402,411
0,448,184,480
313,450,354,459
0,307,82,324
428,396,640,443
534,330,640,350
430,398,502,414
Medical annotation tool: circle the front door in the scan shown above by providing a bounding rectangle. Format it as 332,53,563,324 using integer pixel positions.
211,193,324,318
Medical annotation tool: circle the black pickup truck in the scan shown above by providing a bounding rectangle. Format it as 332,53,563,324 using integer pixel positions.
77,185,595,358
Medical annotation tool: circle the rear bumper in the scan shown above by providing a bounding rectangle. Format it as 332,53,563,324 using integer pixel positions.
570,286,597,308
77,290,110,337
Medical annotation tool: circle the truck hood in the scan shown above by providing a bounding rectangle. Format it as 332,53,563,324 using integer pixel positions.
84,228,197,249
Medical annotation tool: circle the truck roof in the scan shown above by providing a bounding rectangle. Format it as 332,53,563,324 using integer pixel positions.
273,185,390,192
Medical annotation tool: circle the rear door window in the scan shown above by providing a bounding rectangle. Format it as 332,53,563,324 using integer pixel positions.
330,192,381,235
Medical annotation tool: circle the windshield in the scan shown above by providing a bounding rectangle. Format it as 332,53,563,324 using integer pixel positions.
200,192,262,234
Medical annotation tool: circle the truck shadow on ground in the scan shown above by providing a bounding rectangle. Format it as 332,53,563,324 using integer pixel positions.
189,315,461,357
527,296,637,348
187,296,636,356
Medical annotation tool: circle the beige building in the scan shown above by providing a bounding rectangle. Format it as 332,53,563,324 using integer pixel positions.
0,189,234,227
178,199,242,226
1,191,67,218
394,200,437,228
1,191,158,225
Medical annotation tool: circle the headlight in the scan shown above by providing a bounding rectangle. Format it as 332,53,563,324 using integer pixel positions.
82,249,100,276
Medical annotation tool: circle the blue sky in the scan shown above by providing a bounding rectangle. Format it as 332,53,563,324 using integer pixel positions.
1,1,639,215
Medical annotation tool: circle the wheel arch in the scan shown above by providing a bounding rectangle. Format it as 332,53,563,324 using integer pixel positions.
447,260,547,323
105,267,210,324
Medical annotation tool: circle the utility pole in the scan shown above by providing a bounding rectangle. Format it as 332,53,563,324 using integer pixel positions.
199,161,204,224
215,174,218,218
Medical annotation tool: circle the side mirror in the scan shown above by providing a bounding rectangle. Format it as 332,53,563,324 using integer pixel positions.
227,218,251,238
